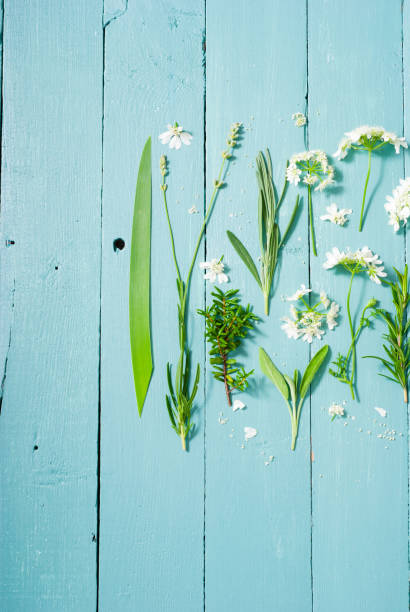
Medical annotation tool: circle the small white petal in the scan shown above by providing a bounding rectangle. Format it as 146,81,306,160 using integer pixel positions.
244,426,257,440
233,399,246,412
374,406,387,418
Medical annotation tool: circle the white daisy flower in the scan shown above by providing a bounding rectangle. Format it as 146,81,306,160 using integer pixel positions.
159,122,192,150
199,258,229,284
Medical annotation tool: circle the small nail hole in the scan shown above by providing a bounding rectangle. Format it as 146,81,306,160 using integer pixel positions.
55,266,59,270
113,238,125,252
33,445,39,451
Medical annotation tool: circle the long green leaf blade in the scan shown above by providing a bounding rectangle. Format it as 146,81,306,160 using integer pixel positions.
259,347,289,401
227,230,262,289
129,137,153,416
300,344,329,400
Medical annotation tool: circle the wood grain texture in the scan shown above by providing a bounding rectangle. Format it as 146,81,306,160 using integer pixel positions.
0,1,408,610
205,2,312,610
99,1,205,610
308,1,408,610
0,0,102,608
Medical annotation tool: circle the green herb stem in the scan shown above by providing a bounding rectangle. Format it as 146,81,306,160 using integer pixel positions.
346,271,356,398
359,149,372,232
308,184,317,256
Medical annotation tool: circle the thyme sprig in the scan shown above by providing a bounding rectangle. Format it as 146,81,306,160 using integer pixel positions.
227,149,299,315
161,122,241,450
198,287,258,406
364,265,410,403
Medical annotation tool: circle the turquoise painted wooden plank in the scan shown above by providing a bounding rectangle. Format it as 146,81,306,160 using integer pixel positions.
0,1,102,609
99,1,205,610
308,1,408,610
205,2,313,610
403,0,410,581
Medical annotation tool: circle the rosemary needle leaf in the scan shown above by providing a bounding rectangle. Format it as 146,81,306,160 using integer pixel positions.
129,137,153,416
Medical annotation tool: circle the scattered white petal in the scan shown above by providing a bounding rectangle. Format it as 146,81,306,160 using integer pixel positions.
244,426,257,441
233,399,246,412
188,206,199,214
374,406,387,418
218,412,228,425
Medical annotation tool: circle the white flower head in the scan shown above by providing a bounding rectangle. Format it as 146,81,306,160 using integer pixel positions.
323,246,386,284
200,257,228,284
292,112,307,127
384,177,410,232
334,125,407,160
244,426,257,441
286,284,312,301
287,150,334,191
159,122,192,150
233,399,246,412
329,402,344,418
281,289,339,342
320,203,352,226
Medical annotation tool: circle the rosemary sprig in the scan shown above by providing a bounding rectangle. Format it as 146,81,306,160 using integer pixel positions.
198,287,258,406
259,345,328,450
161,123,241,450
364,265,410,403
227,149,299,315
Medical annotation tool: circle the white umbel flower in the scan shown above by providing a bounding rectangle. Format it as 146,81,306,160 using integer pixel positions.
326,302,340,330
384,177,410,232
334,125,407,159
159,122,192,150
320,203,352,226
286,150,334,191
199,258,228,284
323,246,387,284
281,317,301,339
281,288,339,342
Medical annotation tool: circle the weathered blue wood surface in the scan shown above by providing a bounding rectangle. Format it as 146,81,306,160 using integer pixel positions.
0,1,409,610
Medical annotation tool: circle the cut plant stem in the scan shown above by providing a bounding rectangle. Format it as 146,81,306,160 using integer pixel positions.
359,149,372,232
308,184,317,256
180,430,186,451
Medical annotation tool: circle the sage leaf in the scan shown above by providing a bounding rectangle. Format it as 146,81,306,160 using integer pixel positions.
227,230,262,289
259,347,289,401
129,137,153,416
299,345,329,401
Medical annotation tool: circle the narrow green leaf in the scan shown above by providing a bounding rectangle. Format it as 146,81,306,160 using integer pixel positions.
129,137,153,416
284,374,296,406
227,230,262,289
300,345,329,400
279,195,299,248
259,347,289,401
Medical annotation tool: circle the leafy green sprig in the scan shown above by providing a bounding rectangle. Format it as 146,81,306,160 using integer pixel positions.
227,149,299,315
161,122,241,450
198,287,258,406
364,265,410,403
259,345,328,450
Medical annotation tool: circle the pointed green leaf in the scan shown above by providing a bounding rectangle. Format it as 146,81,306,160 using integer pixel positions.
129,137,153,416
227,230,262,289
300,344,329,400
259,347,289,401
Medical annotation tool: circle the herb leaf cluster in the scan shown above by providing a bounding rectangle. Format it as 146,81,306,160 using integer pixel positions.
365,265,410,403
198,287,258,406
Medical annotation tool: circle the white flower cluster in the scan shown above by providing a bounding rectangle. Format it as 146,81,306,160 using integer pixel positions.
384,177,410,232
328,402,344,419
286,150,335,191
334,125,407,160
323,246,387,284
281,285,339,343
320,203,352,226
292,112,307,127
